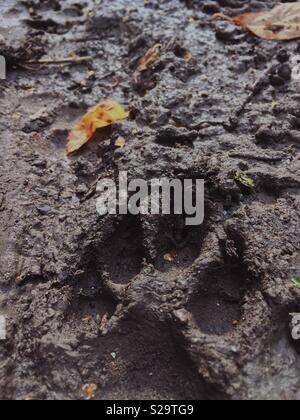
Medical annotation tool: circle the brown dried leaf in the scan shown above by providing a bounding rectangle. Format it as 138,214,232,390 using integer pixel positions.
164,251,177,263
138,44,161,72
183,49,193,62
214,3,300,41
100,313,109,331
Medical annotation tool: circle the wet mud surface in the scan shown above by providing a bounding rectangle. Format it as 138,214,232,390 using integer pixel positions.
0,0,300,400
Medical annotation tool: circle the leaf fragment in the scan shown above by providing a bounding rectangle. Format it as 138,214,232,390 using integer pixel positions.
234,172,255,189
66,100,129,155
100,313,109,331
164,251,177,263
183,49,193,62
138,44,161,72
213,3,300,41
81,383,97,400
115,137,126,148
292,277,300,289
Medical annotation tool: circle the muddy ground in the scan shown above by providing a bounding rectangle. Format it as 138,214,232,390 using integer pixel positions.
0,0,299,401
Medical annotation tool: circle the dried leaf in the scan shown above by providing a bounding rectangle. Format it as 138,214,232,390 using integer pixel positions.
292,277,300,289
214,3,300,41
164,251,177,262
235,172,255,189
82,315,92,323
183,50,193,62
115,137,126,148
66,100,129,155
100,313,109,330
138,44,161,72
81,383,97,400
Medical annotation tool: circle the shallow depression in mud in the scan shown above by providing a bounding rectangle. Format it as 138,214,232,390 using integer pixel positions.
187,265,246,336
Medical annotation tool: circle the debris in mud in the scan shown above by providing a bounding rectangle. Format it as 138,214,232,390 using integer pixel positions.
137,43,161,73
82,315,93,323
115,137,126,148
100,313,109,331
174,45,193,63
164,251,177,263
213,3,300,41
291,277,300,289
234,172,255,189
81,383,97,400
66,100,129,155
24,55,92,66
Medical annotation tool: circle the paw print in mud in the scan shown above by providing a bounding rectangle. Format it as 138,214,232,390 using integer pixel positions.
290,313,300,340
291,55,300,81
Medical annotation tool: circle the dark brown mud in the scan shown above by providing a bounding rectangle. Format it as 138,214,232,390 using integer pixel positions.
0,0,299,400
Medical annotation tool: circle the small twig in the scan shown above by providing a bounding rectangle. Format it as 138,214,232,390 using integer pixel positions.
233,65,274,119
16,63,36,71
212,13,235,24
0,194,5,211
24,56,93,65
193,120,227,129
98,71,115,81
80,175,103,203
229,152,286,163
163,35,179,52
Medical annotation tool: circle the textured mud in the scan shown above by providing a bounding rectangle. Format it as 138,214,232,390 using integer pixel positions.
0,0,300,400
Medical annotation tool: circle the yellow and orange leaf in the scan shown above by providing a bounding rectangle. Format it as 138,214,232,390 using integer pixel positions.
81,383,97,400
66,100,129,155
213,3,300,41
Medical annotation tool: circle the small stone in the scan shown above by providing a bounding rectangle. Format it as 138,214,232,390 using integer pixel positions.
36,204,51,215
202,1,220,14
215,21,239,42
269,74,285,87
32,160,47,169
173,309,190,324
277,49,289,63
76,184,88,194
278,63,291,81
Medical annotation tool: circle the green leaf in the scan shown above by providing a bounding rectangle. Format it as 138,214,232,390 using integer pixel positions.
234,172,255,189
292,277,300,289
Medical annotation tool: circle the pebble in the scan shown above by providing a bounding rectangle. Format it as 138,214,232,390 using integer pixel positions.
278,63,291,81
277,49,289,63
202,1,220,14
269,74,285,87
32,160,47,169
215,21,240,42
36,204,52,215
